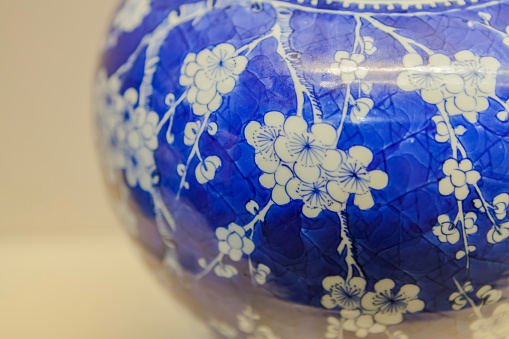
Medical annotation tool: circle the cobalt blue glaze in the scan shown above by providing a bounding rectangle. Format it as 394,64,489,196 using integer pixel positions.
96,0,509,337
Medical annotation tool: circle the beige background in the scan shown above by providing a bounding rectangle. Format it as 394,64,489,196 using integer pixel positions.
0,1,211,338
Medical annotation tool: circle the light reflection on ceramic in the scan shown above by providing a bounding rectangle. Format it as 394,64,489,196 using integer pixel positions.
96,0,509,338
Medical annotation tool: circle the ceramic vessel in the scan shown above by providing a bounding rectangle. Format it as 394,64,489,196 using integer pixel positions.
95,0,509,338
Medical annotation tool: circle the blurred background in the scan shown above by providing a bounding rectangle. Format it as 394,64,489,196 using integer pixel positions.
0,1,210,338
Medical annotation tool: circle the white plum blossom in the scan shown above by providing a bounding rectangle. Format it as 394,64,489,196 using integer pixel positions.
327,146,388,210
431,115,450,143
362,36,377,55
449,291,467,311
179,44,248,115
351,98,374,124
464,212,479,234
195,156,222,184
438,158,480,201
245,113,388,216
287,177,344,218
253,264,271,285
95,70,125,182
274,115,337,183
433,212,477,244
245,111,284,173
321,276,366,318
216,223,255,261
493,193,509,220
264,165,293,206
214,264,239,278
487,222,509,244
95,69,124,118
325,317,343,339
477,285,503,305
237,306,260,334
361,279,425,325
113,89,160,192
397,53,463,104
433,214,459,244
331,51,368,84
445,90,489,123
470,303,509,339
452,50,500,98
237,307,280,339
343,315,386,338
184,121,201,146
113,0,151,32
445,51,501,123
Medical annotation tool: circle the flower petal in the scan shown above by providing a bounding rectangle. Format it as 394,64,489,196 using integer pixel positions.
194,69,214,91
192,103,209,116
354,192,375,210
302,204,322,218
374,312,403,326
396,73,416,92
361,291,378,311
443,158,459,175
275,166,293,186
334,51,350,62
439,178,454,197
272,184,291,205
312,123,337,146
429,53,451,67
229,249,243,261
374,278,395,294
369,170,388,190
259,173,276,188
232,55,248,75
284,115,308,134
228,223,245,237
264,111,285,127
351,54,365,64
406,299,425,313
274,137,296,163
399,284,420,299
321,295,337,309
421,88,444,104
196,48,215,66
322,150,345,172
455,185,470,201
349,146,373,167
196,86,218,105
466,170,481,185
403,54,423,68
217,77,236,94
216,227,229,240
454,50,476,62
286,178,301,200
207,94,222,112
295,162,321,182
341,72,356,84
327,181,350,203
218,241,230,254
444,74,464,94
322,275,344,290
447,231,461,244
355,67,368,79
242,238,255,255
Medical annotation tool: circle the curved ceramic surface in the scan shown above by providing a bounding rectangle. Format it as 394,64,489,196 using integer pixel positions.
96,0,509,337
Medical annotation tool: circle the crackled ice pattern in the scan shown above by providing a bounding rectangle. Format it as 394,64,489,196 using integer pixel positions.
96,0,509,338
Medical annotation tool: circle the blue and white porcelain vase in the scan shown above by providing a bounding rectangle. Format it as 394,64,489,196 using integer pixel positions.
95,0,509,338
